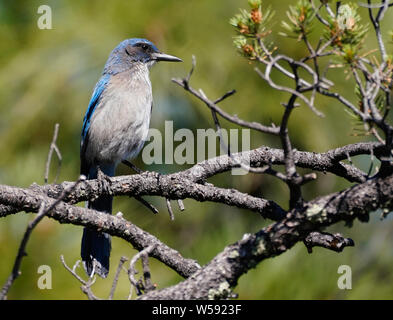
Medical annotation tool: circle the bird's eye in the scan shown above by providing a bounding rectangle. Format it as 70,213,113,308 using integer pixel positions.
141,44,149,51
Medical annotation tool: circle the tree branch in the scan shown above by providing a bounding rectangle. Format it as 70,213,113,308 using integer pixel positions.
138,171,393,300
0,184,201,279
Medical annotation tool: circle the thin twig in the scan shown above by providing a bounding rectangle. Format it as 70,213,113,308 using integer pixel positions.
367,0,388,61
197,88,274,174
166,198,175,221
304,231,355,253
177,199,185,211
123,160,184,215
0,176,85,300
141,254,155,293
109,256,128,300
280,94,303,209
172,78,280,135
134,196,159,214
359,1,393,8
127,245,156,299
61,255,101,300
44,123,62,184
122,160,144,174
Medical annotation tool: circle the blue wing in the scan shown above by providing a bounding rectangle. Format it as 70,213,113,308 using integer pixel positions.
81,73,111,142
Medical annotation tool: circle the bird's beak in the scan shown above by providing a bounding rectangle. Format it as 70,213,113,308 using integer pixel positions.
152,52,182,62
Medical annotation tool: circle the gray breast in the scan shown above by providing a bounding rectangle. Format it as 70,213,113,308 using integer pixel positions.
85,65,152,166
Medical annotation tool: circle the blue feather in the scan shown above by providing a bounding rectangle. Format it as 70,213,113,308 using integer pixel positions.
81,73,111,141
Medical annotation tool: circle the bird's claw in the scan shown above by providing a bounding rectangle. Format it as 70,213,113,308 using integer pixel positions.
96,166,112,195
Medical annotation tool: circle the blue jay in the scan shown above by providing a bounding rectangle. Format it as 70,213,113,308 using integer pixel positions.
80,38,181,278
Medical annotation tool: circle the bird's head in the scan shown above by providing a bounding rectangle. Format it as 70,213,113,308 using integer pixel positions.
103,38,182,74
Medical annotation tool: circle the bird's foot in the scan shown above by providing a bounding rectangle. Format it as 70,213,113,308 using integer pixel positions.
96,166,112,195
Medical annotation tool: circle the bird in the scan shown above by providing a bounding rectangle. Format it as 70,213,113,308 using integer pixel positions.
80,38,182,278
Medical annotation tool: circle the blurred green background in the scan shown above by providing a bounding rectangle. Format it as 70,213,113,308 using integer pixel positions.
1,0,393,300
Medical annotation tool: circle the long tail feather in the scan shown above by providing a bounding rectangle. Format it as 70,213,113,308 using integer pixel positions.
80,164,114,278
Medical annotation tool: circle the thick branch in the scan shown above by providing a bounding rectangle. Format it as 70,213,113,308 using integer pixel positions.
0,142,384,219
138,171,393,300
0,184,200,279
1,172,287,221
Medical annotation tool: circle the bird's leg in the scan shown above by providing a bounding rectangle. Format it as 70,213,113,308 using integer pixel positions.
96,166,112,195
